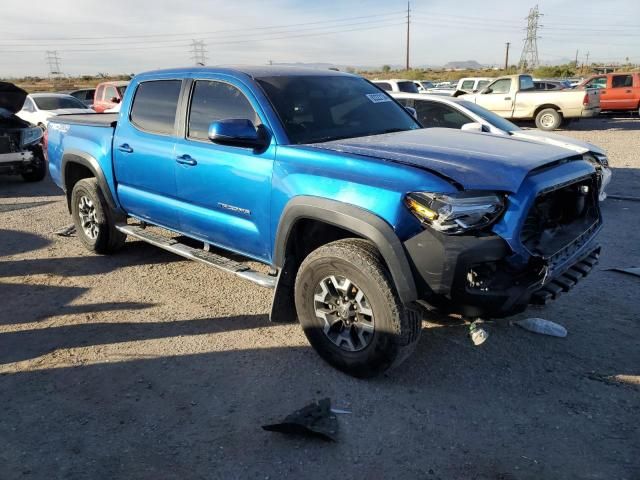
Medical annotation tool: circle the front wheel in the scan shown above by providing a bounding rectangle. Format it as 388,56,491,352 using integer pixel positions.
71,178,126,254
294,239,421,378
535,108,562,131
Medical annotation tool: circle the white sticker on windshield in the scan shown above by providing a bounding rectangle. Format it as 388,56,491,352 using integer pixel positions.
366,93,392,104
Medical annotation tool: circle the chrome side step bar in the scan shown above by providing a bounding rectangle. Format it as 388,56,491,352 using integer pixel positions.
115,224,276,289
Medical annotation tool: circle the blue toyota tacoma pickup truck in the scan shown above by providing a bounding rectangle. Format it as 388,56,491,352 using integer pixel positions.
47,67,602,377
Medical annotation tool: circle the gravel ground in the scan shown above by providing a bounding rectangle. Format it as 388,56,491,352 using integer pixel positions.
0,116,638,480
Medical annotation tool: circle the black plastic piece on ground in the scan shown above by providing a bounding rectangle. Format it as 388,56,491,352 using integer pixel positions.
262,398,338,442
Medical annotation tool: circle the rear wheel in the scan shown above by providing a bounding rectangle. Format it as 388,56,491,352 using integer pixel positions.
71,178,126,254
535,108,562,131
294,239,421,378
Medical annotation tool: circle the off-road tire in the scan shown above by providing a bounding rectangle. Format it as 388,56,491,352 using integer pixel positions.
294,238,421,378
535,108,562,131
71,178,126,254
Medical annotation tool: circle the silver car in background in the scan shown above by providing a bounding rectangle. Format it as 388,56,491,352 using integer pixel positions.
392,92,612,200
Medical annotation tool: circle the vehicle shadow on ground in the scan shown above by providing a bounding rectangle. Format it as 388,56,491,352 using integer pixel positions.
0,175,63,199
0,314,271,365
0,229,184,275
0,313,637,479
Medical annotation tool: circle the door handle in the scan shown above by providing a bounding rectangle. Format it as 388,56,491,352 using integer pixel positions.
117,143,133,153
176,154,197,166
504,96,511,100
626,90,632,93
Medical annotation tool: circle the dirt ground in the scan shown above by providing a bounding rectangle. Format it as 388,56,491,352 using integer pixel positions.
1,117,638,480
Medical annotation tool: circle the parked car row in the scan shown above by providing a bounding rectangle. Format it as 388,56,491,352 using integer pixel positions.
385,72,640,127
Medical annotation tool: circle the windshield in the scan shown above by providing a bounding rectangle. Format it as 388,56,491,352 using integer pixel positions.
457,100,521,132
33,96,87,111
116,85,127,96
256,75,420,144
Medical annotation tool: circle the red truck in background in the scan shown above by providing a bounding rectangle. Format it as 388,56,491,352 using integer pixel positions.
580,73,640,115
92,80,129,113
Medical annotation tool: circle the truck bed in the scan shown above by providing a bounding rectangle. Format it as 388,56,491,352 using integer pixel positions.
51,113,118,127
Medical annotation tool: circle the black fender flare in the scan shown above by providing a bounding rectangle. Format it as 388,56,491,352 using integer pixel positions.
273,196,418,305
61,149,121,213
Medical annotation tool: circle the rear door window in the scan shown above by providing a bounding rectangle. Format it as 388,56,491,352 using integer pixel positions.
612,75,633,88
130,80,182,135
187,80,259,141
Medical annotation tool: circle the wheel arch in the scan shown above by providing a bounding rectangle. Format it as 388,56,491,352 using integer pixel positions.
534,103,562,117
271,197,418,321
61,150,120,214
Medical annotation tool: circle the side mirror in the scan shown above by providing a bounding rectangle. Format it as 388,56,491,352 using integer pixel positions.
461,122,485,133
111,97,121,103
404,106,418,119
208,119,267,148
482,88,492,94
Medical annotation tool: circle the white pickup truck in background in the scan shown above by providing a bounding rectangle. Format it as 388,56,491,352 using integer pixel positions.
461,74,600,130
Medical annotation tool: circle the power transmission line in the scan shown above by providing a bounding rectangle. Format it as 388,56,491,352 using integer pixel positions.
518,5,543,71
45,50,62,77
190,40,207,66
0,11,406,45
3,21,405,54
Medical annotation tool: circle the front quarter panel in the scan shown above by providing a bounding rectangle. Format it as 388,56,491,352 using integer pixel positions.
270,145,458,252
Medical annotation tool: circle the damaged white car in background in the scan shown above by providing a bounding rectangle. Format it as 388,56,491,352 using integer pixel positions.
0,82,47,182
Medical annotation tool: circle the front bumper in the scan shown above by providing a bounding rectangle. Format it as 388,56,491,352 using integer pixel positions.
0,150,36,175
404,227,600,318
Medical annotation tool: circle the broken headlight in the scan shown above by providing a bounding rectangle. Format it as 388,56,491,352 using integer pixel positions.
405,191,505,234
21,126,43,147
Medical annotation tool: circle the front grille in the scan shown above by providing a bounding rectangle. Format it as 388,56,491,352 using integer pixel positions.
520,174,600,260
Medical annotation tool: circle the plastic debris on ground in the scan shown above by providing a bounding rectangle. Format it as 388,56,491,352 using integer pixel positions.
468,320,489,346
513,317,567,338
53,224,76,237
262,398,338,442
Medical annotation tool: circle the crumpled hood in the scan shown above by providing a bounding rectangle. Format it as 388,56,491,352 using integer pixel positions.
0,82,28,113
306,128,579,192
510,129,603,156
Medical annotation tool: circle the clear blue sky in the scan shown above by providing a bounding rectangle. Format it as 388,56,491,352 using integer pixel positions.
1,0,638,76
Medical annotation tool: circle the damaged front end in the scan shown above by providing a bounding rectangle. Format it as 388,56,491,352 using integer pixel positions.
0,82,45,178
403,161,602,318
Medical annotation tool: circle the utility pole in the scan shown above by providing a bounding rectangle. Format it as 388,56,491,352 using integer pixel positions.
574,49,579,69
504,42,511,70
518,5,543,71
585,52,590,67
405,1,411,71
190,40,208,66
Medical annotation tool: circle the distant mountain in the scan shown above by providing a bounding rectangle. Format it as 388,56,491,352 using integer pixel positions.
444,60,484,70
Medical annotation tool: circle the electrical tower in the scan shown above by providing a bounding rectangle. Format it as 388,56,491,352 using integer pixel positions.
518,5,542,71
45,50,63,78
190,40,207,66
